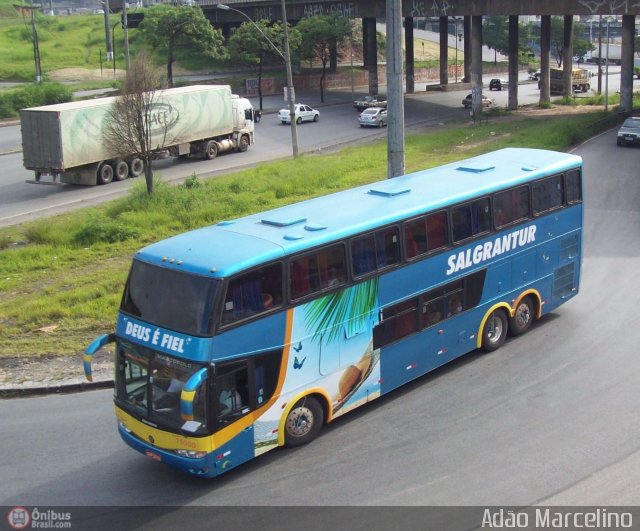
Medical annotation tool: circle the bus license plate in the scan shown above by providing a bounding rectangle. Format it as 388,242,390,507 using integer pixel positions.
145,450,161,462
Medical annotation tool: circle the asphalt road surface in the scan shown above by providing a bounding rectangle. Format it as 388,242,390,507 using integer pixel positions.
0,128,638,523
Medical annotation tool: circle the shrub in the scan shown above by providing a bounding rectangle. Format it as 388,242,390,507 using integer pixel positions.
73,213,140,246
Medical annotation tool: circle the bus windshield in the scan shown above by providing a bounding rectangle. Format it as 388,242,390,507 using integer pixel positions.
116,342,208,434
121,260,220,336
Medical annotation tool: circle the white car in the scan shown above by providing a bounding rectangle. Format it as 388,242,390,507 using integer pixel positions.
278,104,319,125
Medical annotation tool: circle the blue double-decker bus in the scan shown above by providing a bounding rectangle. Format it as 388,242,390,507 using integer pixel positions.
85,147,583,477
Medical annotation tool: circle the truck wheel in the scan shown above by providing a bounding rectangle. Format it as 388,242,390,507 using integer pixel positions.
296,117,302,125
129,158,143,178
313,114,319,122
204,141,218,160
112,160,129,181
238,135,250,152
97,162,113,185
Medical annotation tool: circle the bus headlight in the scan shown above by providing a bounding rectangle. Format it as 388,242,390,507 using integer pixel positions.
119,421,132,433
175,449,207,459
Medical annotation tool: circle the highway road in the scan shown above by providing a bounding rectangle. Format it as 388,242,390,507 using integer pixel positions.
0,124,638,524
0,67,624,228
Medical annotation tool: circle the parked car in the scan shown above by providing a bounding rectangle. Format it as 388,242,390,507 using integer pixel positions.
489,78,508,91
353,95,387,111
278,104,319,125
462,93,493,109
529,70,541,81
616,116,640,146
359,107,387,128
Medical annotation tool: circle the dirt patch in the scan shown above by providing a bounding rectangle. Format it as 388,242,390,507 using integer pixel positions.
47,67,127,82
0,348,114,389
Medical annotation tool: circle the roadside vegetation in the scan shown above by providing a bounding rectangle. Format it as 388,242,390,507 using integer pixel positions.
0,110,621,359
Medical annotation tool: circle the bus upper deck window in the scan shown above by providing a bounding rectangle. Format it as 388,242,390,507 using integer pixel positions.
221,263,283,325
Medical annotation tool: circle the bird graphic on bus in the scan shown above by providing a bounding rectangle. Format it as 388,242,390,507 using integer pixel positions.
293,342,302,352
293,356,306,370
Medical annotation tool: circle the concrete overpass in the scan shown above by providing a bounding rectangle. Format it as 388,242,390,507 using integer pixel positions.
204,0,639,116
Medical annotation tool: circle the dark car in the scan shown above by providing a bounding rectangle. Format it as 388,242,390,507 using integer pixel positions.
489,78,508,91
462,93,493,109
353,95,387,112
617,117,640,146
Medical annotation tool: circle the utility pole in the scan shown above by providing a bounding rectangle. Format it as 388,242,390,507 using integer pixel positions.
122,1,130,75
281,0,299,158
103,0,113,62
30,5,42,84
386,0,404,178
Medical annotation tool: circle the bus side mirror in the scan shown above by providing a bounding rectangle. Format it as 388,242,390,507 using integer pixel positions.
180,367,208,422
84,333,115,382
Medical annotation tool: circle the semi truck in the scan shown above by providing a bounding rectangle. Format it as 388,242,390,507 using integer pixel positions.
21,85,255,186
589,44,621,65
547,67,591,94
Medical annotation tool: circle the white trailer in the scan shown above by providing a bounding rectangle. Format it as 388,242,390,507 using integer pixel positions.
21,85,255,186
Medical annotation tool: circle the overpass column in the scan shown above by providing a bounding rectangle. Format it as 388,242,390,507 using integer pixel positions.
620,15,635,113
471,15,483,118
463,16,471,82
508,15,518,111
405,17,415,94
540,15,551,105
364,17,379,96
562,15,574,99
439,16,449,85
362,18,369,68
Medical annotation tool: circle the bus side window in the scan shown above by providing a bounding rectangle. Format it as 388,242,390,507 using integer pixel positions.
495,186,530,228
426,211,449,251
352,227,401,277
222,263,283,325
373,298,418,348
290,244,346,300
404,218,428,259
533,175,563,215
565,169,582,204
215,363,250,425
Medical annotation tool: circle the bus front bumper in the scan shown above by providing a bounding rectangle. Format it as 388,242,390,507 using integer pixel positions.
118,423,218,478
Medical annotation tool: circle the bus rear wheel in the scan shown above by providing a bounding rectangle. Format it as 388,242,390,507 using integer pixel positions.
482,309,508,352
284,396,324,447
509,296,535,336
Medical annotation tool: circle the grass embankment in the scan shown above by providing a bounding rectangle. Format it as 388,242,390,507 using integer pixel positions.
0,109,621,359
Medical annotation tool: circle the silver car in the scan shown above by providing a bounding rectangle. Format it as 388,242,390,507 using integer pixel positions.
359,107,387,128
617,117,640,146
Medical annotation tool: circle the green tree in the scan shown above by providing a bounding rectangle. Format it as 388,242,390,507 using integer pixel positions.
483,16,535,65
139,5,227,87
550,16,593,67
295,14,351,103
228,20,300,111
103,52,165,195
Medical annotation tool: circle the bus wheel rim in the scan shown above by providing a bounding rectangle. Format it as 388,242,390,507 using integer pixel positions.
488,315,503,343
515,303,531,328
286,405,314,437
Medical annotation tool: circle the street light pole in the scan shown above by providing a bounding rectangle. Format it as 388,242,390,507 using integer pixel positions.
216,3,298,159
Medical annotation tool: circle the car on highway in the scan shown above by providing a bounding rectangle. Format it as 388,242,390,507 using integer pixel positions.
462,93,493,109
489,78,508,91
616,116,640,146
358,107,387,128
278,104,319,125
353,95,387,111
529,70,541,81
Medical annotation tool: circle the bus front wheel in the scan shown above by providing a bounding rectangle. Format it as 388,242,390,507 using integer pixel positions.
284,396,324,447
509,296,535,336
482,309,508,352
